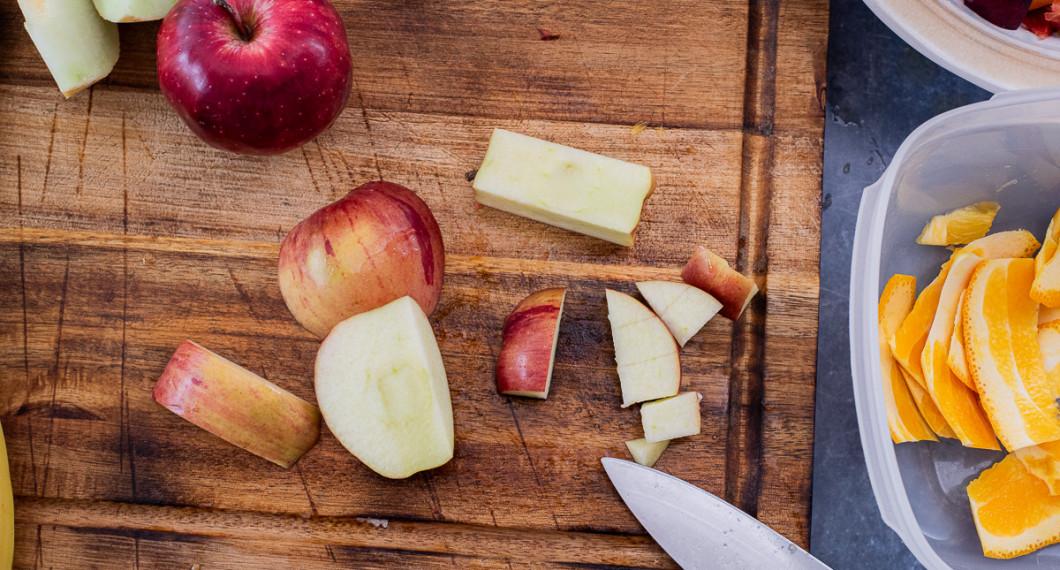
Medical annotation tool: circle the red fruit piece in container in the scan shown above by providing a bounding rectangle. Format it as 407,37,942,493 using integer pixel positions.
965,0,1033,30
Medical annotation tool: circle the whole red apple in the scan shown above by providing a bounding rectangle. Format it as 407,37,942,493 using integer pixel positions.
156,0,352,155
278,181,446,338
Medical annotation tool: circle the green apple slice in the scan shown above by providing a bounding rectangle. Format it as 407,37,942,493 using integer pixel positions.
472,129,655,247
93,0,177,22
315,296,454,479
641,392,701,443
18,0,119,98
625,438,669,468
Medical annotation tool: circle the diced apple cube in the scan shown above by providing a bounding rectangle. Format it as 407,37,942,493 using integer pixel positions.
641,392,702,443
472,129,655,247
625,438,669,468
17,0,119,98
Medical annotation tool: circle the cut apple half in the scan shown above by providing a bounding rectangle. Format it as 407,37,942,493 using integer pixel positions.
625,438,669,468
681,246,758,320
606,289,681,408
496,288,567,399
17,0,119,97
153,340,322,468
641,392,701,443
635,281,721,347
315,296,454,479
878,274,936,443
472,129,655,247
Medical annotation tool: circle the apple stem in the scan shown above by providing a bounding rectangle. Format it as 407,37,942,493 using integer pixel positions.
212,0,253,42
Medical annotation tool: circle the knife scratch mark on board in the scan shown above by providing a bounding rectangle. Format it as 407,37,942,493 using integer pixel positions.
40,102,59,204
76,86,94,197
40,257,69,497
506,400,541,486
296,463,319,517
301,147,321,195
422,470,444,521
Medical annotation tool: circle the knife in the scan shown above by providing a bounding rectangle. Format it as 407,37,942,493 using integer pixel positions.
602,458,830,570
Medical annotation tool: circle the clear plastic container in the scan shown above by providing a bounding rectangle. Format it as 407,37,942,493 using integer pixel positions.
849,86,1060,568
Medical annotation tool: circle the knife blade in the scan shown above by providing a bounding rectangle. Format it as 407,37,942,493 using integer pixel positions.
602,457,830,570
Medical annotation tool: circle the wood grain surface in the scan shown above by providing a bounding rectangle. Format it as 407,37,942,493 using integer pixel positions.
0,0,827,567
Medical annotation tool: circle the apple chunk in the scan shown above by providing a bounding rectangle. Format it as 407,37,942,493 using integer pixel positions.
606,289,681,408
635,281,722,347
681,246,758,320
496,288,567,399
153,341,321,468
625,438,669,468
472,129,655,247
17,0,119,98
93,0,176,21
641,392,702,443
315,296,454,479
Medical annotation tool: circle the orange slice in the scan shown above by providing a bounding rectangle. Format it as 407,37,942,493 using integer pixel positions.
900,367,957,439
1040,305,1060,325
1015,441,1060,496
1038,320,1060,391
879,274,937,443
968,451,1060,559
916,201,1000,246
963,258,1060,451
1032,207,1060,307
948,290,972,389
891,254,956,391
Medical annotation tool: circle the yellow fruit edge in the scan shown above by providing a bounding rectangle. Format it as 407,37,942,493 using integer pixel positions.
1033,208,1060,307
0,423,12,569
969,453,1060,560
879,274,937,443
947,290,973,389
916,202,1000,246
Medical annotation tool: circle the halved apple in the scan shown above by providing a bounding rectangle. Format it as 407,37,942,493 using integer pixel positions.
625,438,669,468
635,281,722,347
641,392,702,443
153,340,322,468
315,296,454,479
681,246,758,320
605,289,681,408
17,0,119,97
92,0,177,21
496,288,567,399
472,129,655,247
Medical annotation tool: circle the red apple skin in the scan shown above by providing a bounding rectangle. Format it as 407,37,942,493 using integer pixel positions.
153,340,321,468
496,288,567,399
156,0,352,155
278,181,446,338
681,246,758,320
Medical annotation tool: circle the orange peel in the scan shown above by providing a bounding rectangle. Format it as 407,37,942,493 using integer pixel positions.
947,290,972,389
879,274,937,443
1032,207,1060,307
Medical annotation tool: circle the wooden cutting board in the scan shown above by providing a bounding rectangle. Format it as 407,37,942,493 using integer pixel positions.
0,0,827,567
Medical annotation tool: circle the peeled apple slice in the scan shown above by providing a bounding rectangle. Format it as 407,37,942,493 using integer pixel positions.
878,274,936,443
635,281,721,347
968,451,1060,560
17,0,119,98
0,423,12,569
1032,207,1060,307
606,289,681,408
963,258,1060,451
916,201,1000,246
92,0,178,22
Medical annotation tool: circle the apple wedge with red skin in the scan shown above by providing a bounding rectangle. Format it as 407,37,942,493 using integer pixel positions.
156,0,352,155
681,246,759,320
278,181,445,338
496,288,567,399
153,340,321,468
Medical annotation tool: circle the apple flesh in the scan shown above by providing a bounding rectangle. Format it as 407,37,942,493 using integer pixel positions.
156,0,352,154
496,288,567,399
93,0,177,21
625,438,669,468
153,340,322,468
641,392,702,443
472,129,655,247
606,289,681,408
681,246,758,320
635,281,722,347
315,296,454,479
17,0,119,98
278,181,445,338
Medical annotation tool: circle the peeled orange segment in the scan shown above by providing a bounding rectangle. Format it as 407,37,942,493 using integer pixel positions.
968,452,1060,559
963,258,1060,451
916,201,1000,246
1038,320,1060,390
879,274,937,443
891,255,956,390
960,230,1040,260
1032,207,1060,307
901,368,957,439
1015,441,1060,496
948,290,973,389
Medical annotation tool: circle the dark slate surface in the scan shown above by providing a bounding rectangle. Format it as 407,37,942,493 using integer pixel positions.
810,0,990,568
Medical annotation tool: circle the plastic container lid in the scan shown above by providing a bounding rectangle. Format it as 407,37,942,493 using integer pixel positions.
850,86,1060,568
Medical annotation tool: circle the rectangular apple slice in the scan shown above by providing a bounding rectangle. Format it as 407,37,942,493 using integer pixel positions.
606,289,680,407
153,341,322,468
681,246,758,320
316,296,454,479
92,0,177,22
17,0,119,98
635,281,722,347
496,288,566,399
641,392,701,443
878,274,936,443
625,438,669,468
472,129,655,247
